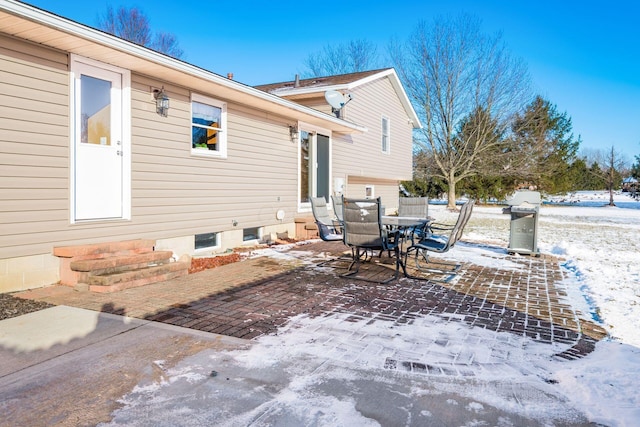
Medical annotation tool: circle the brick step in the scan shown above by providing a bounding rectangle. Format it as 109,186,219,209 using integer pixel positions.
87,261,190,293
54,239,156,259
70,251,174,273
294,215,318,239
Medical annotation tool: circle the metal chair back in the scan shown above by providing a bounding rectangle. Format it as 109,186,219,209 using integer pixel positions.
342,197,384,250
398,197,429,218
341,197,400,283
404,200,474,283
310,197,342,241
331,194,344,222
449,200,475,248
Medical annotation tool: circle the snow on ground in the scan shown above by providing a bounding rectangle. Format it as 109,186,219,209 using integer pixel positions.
105,191,640,427
454,191,640,346
427,191,640,425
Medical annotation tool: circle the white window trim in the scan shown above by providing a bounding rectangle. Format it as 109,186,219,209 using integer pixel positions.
297,121,333,212
242,226,263,245
365,185,375,199
381,115,390,154
194,232,221,253
191,93,227,158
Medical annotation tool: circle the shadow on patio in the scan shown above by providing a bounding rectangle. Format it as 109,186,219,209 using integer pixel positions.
15,240,608,360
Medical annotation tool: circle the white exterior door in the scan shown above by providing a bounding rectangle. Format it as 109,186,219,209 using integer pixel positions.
71,57,128,221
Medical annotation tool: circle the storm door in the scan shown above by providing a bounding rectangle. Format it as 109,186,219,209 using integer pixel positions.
71,57,129,221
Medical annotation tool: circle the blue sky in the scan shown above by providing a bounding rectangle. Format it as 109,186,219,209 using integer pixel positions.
24,0,640,159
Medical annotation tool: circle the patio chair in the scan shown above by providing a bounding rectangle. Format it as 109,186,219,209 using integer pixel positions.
398,196,429,219
310,197,345,266
341,197,401,283
310,196,342,242
398,196,430,240
404,200,474,282
331,194,344,223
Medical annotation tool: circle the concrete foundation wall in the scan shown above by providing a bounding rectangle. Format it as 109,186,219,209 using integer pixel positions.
0,254,59,293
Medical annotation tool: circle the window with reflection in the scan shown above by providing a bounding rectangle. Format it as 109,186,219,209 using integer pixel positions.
195,232,219,250
299,130,330,205
191,94,227,157
299,131,311,203
81,75,112,145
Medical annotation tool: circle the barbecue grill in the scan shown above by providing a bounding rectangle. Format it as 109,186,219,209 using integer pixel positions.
504,190,541,256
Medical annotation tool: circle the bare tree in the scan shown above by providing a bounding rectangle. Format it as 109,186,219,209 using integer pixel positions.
151,32,184,59
97,6,183,59
584,146,629,206
303,39,380,77
390,14,531,209
98,6,151,45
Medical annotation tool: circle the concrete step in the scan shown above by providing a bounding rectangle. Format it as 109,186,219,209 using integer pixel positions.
54,239,156,259
87,261,190,293
70,251,174,273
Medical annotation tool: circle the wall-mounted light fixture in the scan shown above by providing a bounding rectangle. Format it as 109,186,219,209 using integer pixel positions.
289,124,299,142
153,86,170,117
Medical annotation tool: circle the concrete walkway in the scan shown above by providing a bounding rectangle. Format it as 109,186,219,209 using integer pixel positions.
2,240,608,426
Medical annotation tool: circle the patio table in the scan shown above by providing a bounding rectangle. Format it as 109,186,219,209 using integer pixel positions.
381,216,430,277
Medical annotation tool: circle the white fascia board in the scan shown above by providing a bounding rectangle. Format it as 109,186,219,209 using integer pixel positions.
1,0,366,133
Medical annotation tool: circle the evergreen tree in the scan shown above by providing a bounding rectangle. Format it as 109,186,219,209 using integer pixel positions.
508,96,580,192
631,155,640,179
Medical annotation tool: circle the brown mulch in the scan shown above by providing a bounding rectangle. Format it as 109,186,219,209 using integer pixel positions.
0,293,54,321
188,253,241,274
188,237,302,274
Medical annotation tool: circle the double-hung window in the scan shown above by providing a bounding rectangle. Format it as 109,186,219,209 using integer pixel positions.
381,115,390,154
191,93,227,158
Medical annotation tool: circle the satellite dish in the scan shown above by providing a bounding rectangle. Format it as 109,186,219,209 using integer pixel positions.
325,90,346,110
325,90,353,117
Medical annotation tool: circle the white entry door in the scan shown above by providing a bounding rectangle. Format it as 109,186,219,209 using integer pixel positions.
72,58,125,221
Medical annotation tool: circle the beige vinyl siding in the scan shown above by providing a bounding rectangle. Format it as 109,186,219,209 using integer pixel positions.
1,38,300,260
333,78,413,183
129,76,298,239
0,35,70,259
346,176,401,213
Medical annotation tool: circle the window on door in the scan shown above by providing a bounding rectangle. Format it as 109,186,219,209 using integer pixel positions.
80,75,112,146
299,130,331,206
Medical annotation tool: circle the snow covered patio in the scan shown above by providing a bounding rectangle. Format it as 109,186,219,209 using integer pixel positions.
15,240,606,357
10,241,612,425
8,194,640,425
